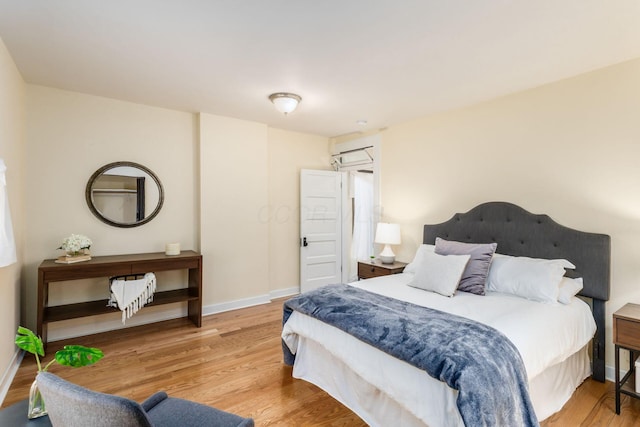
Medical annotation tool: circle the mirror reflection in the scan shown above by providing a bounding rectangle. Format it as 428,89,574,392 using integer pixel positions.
86,162,164,228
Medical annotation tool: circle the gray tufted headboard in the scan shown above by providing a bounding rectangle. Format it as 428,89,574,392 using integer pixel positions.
423,201,611,382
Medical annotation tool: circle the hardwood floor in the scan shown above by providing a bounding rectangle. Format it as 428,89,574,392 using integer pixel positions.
3,298,640,426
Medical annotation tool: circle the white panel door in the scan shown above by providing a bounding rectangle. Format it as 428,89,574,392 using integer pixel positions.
300,169,344,293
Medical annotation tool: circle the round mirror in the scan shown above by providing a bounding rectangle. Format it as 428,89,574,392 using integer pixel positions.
85,161,164,228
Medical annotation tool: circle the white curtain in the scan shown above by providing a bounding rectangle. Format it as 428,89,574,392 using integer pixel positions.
350,172,374,280
0,159,16,267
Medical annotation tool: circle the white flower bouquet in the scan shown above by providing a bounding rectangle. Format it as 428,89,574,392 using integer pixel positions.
58,234,92,255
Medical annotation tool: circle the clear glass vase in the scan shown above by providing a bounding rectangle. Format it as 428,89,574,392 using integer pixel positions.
28,378,47,419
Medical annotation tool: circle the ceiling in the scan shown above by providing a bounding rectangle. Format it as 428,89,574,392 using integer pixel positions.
1,1,639,138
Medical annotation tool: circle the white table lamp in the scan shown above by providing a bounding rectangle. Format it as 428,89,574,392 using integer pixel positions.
375,223,401,264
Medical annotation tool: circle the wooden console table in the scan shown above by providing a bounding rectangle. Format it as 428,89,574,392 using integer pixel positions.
37,251,202,347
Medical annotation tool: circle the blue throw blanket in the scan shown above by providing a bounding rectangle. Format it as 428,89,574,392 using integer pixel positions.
282,284,539,427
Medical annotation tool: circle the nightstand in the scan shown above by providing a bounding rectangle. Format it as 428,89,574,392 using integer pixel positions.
613,303,640,414
357,260,407,280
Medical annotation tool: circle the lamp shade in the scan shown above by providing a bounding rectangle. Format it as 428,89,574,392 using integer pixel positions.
269,92,301,115
375,223,400,264
375,223,401,245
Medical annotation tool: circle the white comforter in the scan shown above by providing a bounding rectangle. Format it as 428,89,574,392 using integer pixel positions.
282,273,596,425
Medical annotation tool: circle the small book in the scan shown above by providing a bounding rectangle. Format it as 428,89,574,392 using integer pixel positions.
55,254,92,264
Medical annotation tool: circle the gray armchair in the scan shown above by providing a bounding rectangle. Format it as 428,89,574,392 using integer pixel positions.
36,372,254,427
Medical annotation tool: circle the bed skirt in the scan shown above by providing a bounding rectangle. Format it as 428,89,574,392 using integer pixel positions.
288,315,590,426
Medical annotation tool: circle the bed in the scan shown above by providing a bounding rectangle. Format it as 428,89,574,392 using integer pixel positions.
281,202,610,426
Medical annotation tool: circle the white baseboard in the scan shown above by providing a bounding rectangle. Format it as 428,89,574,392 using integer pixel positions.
202,294,272,316
605,364,632,383
606,364,614,383
200,287,299,316
0,349,24,406
269,287,299,300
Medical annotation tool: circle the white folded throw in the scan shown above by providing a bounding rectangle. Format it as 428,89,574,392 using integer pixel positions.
108,273,156,324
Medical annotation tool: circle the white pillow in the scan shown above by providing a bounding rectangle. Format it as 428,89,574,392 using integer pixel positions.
486,255,571,303
492,253,576,269
408,251,470,297
403,244,436,275
557,277,583,304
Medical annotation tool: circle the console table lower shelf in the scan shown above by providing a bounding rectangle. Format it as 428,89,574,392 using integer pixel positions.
37,251,203,348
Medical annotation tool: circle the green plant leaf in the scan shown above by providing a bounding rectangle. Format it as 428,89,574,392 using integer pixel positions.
15,326,44,357
54,345,104,368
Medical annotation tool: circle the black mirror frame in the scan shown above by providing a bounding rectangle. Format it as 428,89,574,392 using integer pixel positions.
85,161,164,228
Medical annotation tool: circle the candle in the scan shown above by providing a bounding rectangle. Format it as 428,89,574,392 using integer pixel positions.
165,243,180,256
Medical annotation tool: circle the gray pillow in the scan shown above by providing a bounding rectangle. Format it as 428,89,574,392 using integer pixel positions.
434,237,498,295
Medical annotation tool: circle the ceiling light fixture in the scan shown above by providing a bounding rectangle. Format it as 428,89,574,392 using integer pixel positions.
269,92,301,115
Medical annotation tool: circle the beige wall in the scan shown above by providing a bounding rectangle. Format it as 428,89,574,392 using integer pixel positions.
0,38,25,394
267,128,331,293
380,57,640,370
198,118,330,307
16,87,330,345
199,114,270,305
24,86,198,339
